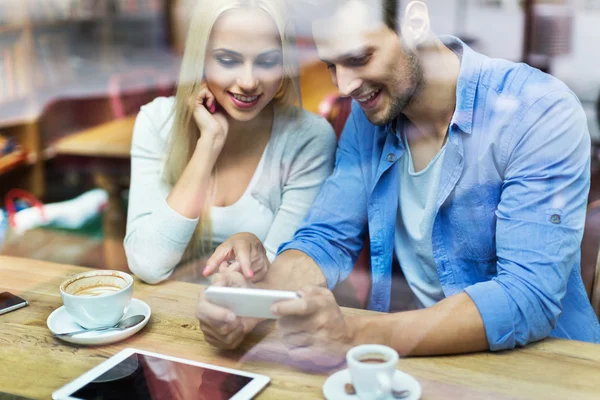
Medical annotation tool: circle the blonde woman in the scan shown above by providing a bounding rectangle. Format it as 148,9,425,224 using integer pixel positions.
124,0,336,284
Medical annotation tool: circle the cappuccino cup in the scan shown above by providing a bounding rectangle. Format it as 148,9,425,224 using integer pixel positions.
60,270,133,329
347,344,399,400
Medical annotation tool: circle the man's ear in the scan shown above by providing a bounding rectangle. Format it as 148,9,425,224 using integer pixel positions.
401,1,431,49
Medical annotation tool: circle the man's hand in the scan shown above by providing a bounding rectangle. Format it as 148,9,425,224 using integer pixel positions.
272,286,355,367
196,271,261,350
203,233,270,282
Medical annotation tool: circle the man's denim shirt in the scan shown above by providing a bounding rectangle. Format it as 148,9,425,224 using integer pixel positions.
279,36,600,350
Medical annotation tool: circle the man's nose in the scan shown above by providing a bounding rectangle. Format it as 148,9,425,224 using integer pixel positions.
335,66,362,98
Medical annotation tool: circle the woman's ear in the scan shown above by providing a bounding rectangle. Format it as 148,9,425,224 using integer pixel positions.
401,1,431,50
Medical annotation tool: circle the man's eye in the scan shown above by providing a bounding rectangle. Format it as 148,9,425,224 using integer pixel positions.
216,58,238,67
347,55,371,66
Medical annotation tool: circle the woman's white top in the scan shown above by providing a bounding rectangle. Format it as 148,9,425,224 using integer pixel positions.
124,97,337,284
208,146,272,254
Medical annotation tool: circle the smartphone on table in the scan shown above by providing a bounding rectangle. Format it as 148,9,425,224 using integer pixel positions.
0,292,28,315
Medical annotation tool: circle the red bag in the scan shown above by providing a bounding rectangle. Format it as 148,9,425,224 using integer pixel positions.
4,188,47,234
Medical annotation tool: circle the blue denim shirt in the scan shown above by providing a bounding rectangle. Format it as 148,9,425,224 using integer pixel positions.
279,36,600,350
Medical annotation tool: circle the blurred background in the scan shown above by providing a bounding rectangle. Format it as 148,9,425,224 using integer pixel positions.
1,0,599,287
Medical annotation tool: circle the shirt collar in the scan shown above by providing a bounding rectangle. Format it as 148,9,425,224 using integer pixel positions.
388,35,483,136
441,35,483,135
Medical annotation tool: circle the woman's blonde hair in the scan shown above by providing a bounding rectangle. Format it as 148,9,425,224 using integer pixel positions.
163,0,301,261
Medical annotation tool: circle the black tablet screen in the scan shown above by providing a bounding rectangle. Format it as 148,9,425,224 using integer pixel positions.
71,353,253,400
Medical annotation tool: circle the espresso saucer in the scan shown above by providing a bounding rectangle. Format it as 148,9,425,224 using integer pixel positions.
47,298,151,346
323,368,421,400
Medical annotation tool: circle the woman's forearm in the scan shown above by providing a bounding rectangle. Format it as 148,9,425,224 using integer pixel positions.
166,146,216,219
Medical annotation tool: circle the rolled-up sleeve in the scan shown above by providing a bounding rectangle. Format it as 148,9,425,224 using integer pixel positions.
278,106,370,289
465,90,590,350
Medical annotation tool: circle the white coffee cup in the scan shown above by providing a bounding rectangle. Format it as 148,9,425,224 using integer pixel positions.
347,344,399,400
60,270,133,329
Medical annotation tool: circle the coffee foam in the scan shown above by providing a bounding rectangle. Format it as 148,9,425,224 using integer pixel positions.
74,285,122,296
357,352,389,363
64,274,128,296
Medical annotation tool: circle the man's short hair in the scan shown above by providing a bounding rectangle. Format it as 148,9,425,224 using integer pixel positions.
291,0,401,33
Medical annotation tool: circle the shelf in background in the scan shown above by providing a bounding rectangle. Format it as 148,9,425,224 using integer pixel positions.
0,47,180,128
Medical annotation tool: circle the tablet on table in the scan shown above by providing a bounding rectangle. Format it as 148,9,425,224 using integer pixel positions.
52,348,270,400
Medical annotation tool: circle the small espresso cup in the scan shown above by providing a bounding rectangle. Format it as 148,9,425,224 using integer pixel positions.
346,344,399,400
60,270,133,329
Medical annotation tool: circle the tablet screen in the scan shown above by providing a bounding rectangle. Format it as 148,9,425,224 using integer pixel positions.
70,353,253,400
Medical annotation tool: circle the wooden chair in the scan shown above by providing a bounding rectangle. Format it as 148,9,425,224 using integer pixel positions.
582,199,600,319
591,248,600,320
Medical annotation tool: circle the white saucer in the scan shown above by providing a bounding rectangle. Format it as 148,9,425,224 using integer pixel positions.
47,298,151,346
323,368,421,400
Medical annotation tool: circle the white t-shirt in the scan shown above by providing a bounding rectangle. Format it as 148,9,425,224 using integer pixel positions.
394,135,447,308
124,97,337,284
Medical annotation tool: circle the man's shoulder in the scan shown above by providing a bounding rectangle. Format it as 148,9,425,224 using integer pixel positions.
478,57,577,110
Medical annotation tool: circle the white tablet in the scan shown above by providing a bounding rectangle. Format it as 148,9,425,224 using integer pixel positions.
52,348,270,400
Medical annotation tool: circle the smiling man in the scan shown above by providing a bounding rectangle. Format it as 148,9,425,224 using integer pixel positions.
197,0,600,363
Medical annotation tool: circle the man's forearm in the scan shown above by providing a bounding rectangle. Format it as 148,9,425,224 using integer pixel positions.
257,250,327,291
349,292,489,356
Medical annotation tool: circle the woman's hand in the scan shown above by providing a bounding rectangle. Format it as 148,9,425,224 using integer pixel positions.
191,83,229,154
203,232,271,283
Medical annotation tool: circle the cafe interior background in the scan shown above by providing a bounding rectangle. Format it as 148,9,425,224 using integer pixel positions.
0,0,599,316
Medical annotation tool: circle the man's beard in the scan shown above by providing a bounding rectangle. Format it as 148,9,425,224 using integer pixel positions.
366,51,424,126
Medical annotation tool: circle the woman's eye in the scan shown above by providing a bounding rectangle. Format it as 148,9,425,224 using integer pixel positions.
216,58,238,67
257,57,282,68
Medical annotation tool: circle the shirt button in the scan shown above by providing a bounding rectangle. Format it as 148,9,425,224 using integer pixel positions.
550,214,561,224
387,153,396,162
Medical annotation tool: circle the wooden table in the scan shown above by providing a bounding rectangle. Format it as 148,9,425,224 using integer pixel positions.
51,116,136,159
2,257,600,400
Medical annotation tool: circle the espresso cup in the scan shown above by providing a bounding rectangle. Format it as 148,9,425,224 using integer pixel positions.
60,270,133,329
346,344,399,400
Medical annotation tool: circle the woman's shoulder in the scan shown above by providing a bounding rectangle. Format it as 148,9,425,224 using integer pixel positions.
297,108,336,134
136,96,176,141
139,96,176,122
275,107,337,147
